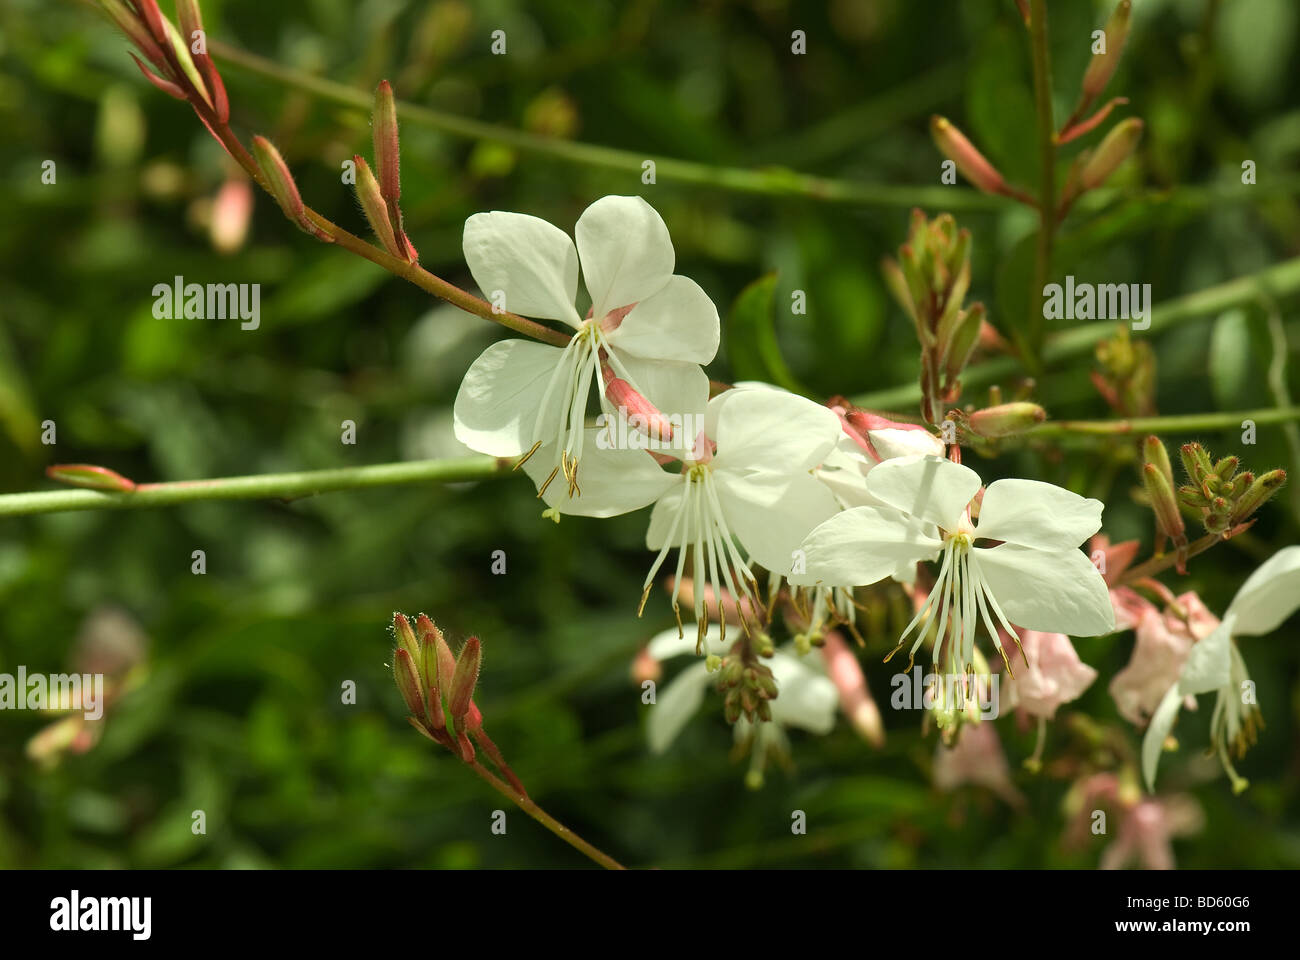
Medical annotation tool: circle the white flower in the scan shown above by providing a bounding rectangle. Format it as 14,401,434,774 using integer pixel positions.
797,455,1115,677
643,626,837,755
1142,545,1300,793
453,195,719,502
526,387,842,638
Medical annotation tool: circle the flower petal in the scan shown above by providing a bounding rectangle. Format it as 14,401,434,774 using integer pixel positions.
864,455,981,531
795,505,942,588
605,275,720,364
974,544,1116,636
646,661,713,754
1224,545,1300,636
647,624,729,661
1176,614,1235,697
711,388,842,473
575,195,674,317
714,471,841,574
463,212,580,325
975,478,1104,549
768,652,838,734
453,339,560,456
523,437,679,518
1142,684,1184,792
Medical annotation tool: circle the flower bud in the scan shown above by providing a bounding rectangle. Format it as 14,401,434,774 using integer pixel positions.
1142,435,1173,488
353,155,401,256
393,648,427,721
930,116,1012,197
1232,469,1286,524
1142,463,1185,543
601,362,674,441
98,0,169,71
1079,118,1143,190
1081,1,1132,103
46,463,136,492
943,303,984,384
392,613,421,667
251,136,333,242
1180,443,1213,484
373,81,401,204
967,401,1046,439
449,636,481,721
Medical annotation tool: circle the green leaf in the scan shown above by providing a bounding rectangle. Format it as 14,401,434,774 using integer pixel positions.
726,273,807,394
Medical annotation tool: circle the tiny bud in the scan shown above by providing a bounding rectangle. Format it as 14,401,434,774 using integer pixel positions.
943,304,984,384
1232,469,1286,523
449,636,482,721
251,136,333,242
1213,456,1239,481
373,80,401,204
1142,435,1173,487
353,155,401,256
1181,442,1213,482
1081,1,1132,102
393,613,421,666
967,401,1047,439
46,463,136,492
601,363,673,441
1142,463,1186,543
393,648,427,721
930,116,1012,197
1079,118,1143,190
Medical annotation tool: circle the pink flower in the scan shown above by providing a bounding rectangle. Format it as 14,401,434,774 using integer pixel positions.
932,722,1024,808
1004,628,1098,719
1109,590,1216,726
820,631,884,747
1100,796,1204,870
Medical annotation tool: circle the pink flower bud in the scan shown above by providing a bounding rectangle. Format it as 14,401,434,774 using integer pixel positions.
46,463,136,493
601,363,674,442
820,632,884,748
449,636,481,721
930,116,1012,197
967,402,1047,438
353,155,401,256
373,80,401,204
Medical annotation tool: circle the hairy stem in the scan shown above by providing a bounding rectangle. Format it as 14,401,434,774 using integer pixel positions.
1031,407,1300,436
0,457,508,519
468,761,626,870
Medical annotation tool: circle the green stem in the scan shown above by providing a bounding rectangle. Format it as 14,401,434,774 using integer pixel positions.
468,761,626,870
190,90,571,348
0,456,508,519
1116,532,1222,585
1028,0,1055,371
209,40,999,213
1031,407,1300,436
851,256,1300,410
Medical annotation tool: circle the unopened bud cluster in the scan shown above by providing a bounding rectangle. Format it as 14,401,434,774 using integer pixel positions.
1177,443,1285,536
883,211,986,426
715,631,778,725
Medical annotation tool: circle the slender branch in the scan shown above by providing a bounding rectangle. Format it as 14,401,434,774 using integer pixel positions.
187,89,571,348
851,256,1300,410
1030,407,1300,437
0,456,509,519
1027,0,1055,370
1116,532,1222,585
468,760,626,870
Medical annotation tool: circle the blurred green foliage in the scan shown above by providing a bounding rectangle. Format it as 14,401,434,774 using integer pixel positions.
0,0,1299,868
